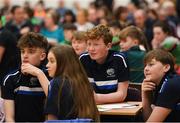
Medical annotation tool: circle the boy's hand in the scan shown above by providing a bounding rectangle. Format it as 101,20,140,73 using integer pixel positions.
142,78,156,92
21,63,41,76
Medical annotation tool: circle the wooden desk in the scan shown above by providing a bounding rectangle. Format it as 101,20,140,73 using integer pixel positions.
98,101,142,116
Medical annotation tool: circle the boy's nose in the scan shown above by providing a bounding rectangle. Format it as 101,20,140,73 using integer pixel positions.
46,62,50,68
88,45,94,51
22,52,28,58
144,66,149,72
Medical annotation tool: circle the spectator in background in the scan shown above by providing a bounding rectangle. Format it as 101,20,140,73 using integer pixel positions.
97,6,111,21
80,25,129,104
34,0,46,22
62,9,76,24
152,21,180,74
0,0,11,16
75,9,94,31
119,26,149,83
0,15,20,85
5,5,33,40
56,0,67,22
88,6,98,26
114,6,131,28
72,31,87,56
40,10,64,46
61,23,77,45
133,9,154,49
161,0,178,26
108,20,122,51
24,7,42,33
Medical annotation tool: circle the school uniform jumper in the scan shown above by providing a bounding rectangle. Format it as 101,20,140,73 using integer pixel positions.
1,66,49,122
80,50,129,94
153,73,180,121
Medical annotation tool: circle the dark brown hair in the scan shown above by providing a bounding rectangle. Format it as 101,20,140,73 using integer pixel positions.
17,32,48,52
49,45,99,121
86,24,112,45
144,49,175,73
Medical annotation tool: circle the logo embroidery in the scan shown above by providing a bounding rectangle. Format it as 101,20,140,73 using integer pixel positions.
106,68,115,77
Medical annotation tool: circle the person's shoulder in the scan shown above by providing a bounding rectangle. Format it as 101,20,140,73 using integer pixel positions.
168,74,180,85
110,50,128,67
111,50,127,60
2,69,20,86
164,74,180,91
79,52,90,60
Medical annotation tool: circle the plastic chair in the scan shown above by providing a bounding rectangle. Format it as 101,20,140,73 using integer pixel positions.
125,87,141,101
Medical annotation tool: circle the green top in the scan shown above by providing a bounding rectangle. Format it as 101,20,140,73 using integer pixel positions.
60,40,71,45
124,46,146,83
161,36,180,65
111,36,120,51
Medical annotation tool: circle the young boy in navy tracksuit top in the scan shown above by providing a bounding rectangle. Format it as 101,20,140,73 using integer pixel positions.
2,32,50,122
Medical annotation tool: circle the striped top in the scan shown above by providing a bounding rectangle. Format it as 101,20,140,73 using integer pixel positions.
80,50,129,94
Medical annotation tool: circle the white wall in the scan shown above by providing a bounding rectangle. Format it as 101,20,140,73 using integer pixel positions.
0,0,132,9
0,0,95,9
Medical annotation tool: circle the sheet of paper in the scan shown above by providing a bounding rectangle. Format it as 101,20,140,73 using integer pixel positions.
97,103,138,111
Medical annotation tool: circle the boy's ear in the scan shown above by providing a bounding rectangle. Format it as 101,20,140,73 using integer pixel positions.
40,52,46,61
134,39,139,45
107,43,112,49
164,64,170,73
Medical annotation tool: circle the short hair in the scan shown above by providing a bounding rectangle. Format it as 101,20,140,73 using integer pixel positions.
17,32,48,52
64,9,76,23
86,24,112,45
144,49,175,73
73,31,87,41
63,23,77,30
46,10,60,25
107,20,122,30
119,25,150,51
153,21,171,35
114,6,128,20
11,5,21,14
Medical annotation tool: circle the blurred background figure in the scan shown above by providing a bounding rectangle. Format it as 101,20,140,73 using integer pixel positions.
75,9,94,31
133,9,154,49
62,9,76,24
0,0,11,16
40,10,64,46
56,0,67,22
5,5,33,40
151,21,180,75
34,0,46,22
62,23,77,45
0,15,20,85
